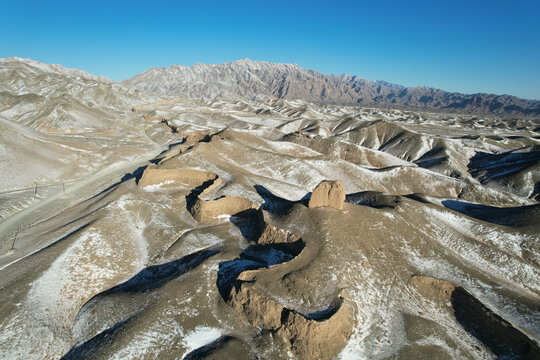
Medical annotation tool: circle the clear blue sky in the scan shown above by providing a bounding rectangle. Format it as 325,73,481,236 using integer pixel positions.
1,0,539,99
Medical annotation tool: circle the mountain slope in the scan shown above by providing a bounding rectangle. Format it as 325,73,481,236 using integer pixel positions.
0,57,167,219
121,59,540,117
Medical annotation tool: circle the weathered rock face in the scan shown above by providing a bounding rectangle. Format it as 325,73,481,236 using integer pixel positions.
220,209,354,360
308,180,346,210
177,130,212,145
279,294,354,360
255,210,300,245
189,196,258,223
229,284,355,360
137,167,220,193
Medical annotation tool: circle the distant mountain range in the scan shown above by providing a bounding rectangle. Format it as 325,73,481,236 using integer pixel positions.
121,59,540,117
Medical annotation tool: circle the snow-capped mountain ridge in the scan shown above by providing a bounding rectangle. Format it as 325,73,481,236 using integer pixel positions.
122,59,540,117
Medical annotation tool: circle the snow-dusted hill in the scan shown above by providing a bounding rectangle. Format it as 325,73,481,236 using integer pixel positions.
0,57,166,218
0,58,539,360
1,57,115,84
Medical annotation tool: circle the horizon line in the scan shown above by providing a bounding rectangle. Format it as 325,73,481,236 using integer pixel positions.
3,56,539,102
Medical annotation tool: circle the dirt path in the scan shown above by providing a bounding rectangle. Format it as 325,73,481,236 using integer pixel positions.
0,120,165,269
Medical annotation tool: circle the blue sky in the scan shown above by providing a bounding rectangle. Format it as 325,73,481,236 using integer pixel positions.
1,0,539,99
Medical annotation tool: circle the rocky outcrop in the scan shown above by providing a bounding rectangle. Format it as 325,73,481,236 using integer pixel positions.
221,209,355,360
308,180,346,210
189,196,258,223
410,275,460,302
177,130,212,145
255,210,301,245
138,167,221,193
229,284,354,360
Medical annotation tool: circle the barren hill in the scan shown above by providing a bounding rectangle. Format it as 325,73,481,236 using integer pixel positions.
1,58,539,359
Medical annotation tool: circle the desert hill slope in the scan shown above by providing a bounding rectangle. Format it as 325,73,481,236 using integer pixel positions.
0,58,539,359
0,57,175,219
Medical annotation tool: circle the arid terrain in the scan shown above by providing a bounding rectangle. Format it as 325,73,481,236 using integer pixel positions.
0,57,539,359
